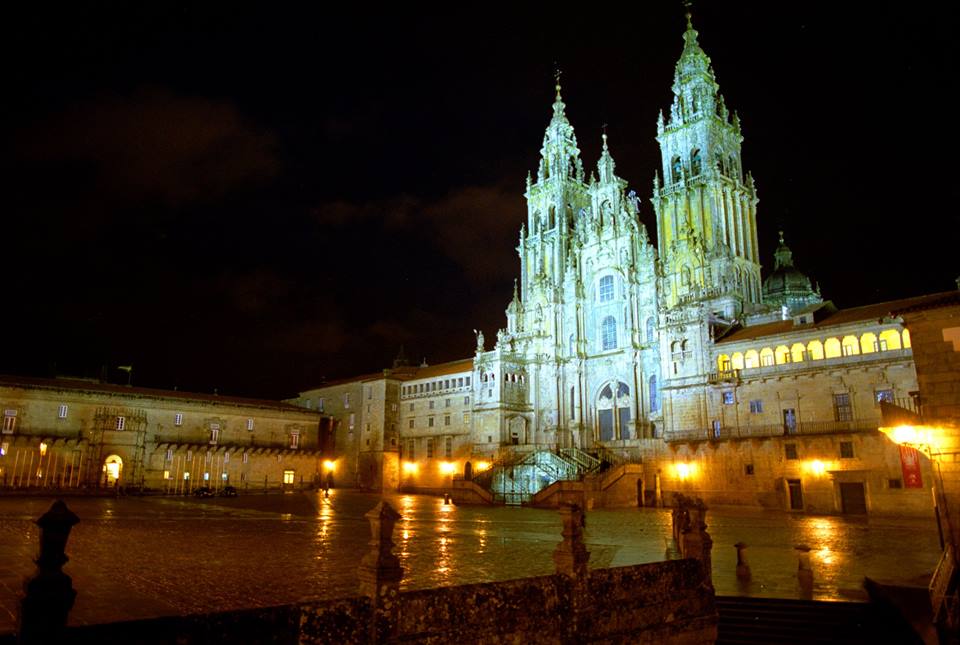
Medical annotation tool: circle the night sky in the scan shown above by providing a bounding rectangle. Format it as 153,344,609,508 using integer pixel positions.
5,3,956,399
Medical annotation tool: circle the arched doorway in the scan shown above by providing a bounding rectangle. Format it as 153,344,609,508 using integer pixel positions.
597,381,632,441
103,455,123,486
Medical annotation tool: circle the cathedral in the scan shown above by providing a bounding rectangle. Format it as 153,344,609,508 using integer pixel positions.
293,11,951,516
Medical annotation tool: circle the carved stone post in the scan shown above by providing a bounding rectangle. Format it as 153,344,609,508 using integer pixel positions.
734,542,751,580
358,501,403,643
553,502,590,578
19,500,79,645
795,544,813,597
679,497,713,589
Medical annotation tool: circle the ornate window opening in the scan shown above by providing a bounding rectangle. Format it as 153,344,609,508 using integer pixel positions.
690,149,702,176
599,275,615,302
601,316,617,350
649,375,659,412
671,156,682,183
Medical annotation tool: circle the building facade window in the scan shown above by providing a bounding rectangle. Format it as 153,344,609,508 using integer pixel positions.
246,418,255,431
58,404,68,419
349,413,355,430
428,417,435,427
283,470,295,485
749,400,763,414
242,452,249,464
833,393,853,422
464,396,470,405
344,393,351,408
408,418,414,428
722,391,735,405
649,375,659,412
115,416,125,431
209,424,220,444
290,432,300,449
745,464,755,475
785,444,798,460
875,389,894,404
839,441,854,459
463,412,470,424
165,448,173,461
599,275,614,302
426,438,434,459
444,415,450,426
601,316,617,350
409,403,415,411
175,412,183,426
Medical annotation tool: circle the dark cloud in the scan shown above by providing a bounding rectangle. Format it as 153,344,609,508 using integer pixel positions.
17,88,278,207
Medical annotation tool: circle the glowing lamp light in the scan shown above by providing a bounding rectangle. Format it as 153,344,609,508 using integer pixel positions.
439,461,457,475
674,462,695,480
807,459,827,476
474,461,491,472
39,442,48,457
880,424,946,455
322,460,336,472
402,461,419,475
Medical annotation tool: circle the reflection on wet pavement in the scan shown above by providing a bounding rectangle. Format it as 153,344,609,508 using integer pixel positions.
0,492,941,632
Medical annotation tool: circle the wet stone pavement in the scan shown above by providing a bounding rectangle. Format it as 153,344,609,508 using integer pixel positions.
0,491,943,634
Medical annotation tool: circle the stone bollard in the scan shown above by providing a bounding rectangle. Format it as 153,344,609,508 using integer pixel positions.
678,497,713,589
734,542,751,580
553,502,590,579
358,501,403,644
19,500,80,645
795,544,813,597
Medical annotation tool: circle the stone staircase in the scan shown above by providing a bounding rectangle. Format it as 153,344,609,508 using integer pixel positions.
715,596,921,644
472,447,605,505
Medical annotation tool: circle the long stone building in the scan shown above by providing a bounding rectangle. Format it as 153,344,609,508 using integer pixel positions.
289,11,958,519
0,375,330,492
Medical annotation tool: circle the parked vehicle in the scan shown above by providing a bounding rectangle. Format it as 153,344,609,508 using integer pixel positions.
193,486,214,498
220,485,238,497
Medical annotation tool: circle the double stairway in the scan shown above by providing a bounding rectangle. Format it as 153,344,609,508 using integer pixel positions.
470,445,620,505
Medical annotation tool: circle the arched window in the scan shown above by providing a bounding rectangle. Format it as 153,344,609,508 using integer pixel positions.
774,345,791,365
671,341,682,362
598,381,631,440
548,206,556,229
807,340,825,360
717,355,731,371
598,275,615,302
671,156,682,183
681,265,692,287
824,338,842,358
649,375,660,412
744,349,759,369
878,329,902,351
790,343,806,362
760,347,775,367
601,316,617,350
731,352,745,370
646,316,657,344
860,332,878,354
841,335,859,357
690,149,702,176
902,329,912,348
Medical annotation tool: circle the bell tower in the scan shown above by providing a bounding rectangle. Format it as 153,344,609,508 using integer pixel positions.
653,7,762,318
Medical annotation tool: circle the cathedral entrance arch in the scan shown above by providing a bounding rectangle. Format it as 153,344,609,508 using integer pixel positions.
103,455,123,486
597,381,632,441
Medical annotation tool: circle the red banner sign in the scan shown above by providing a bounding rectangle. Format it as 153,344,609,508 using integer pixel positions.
899,445,923,488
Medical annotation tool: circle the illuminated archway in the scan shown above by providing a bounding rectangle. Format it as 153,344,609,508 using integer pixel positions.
790,343,806,362
774,345,791,365
902,329,912,348
597,381,632,441
841,335,859,356
759,347,775,367
860,332,878,354
824,338,842,358
878,328,902,350
731,352,745,370
717,354,730,371
744,350,759,369
103,455,123,486
807,340,825,360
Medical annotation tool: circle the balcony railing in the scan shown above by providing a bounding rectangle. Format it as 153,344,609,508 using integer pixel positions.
665,417,880,442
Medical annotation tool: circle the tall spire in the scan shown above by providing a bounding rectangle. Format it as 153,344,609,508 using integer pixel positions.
597,131,617,184
551,67,568,124
773,230,795,270
536,68,584,185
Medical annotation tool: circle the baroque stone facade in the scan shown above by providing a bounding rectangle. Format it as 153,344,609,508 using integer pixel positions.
293,13,952,514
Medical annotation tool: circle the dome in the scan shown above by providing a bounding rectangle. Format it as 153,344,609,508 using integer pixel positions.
762,231,821,314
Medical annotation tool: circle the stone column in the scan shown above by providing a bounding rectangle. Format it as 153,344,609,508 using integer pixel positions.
18,500,79,645
734,542,751,580
358,501,403,643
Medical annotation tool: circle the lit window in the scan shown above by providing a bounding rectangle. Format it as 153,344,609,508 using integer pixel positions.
58,404,68,419
210,424,220,444
283,470,295,485
2,410,16,433
463,412,470,424
246,418,254,431
317,398,325,412
599,276,614,302
163,470,171,480
224,452,230,464
601,316,617,350
839,441,854,459
221,472,228,481
203,472,210,481
242,452,249,464
165,448,173,461
722,392,735,405
833,393,852,422
349,413,355,429
175,413,183,426
290,432,300,449
115,416,125,431
1,441,9,456
749,400,762,413
875,389,894,404
344,393,351,408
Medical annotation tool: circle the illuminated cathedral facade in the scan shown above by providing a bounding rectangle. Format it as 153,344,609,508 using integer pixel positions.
294,13,946,516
